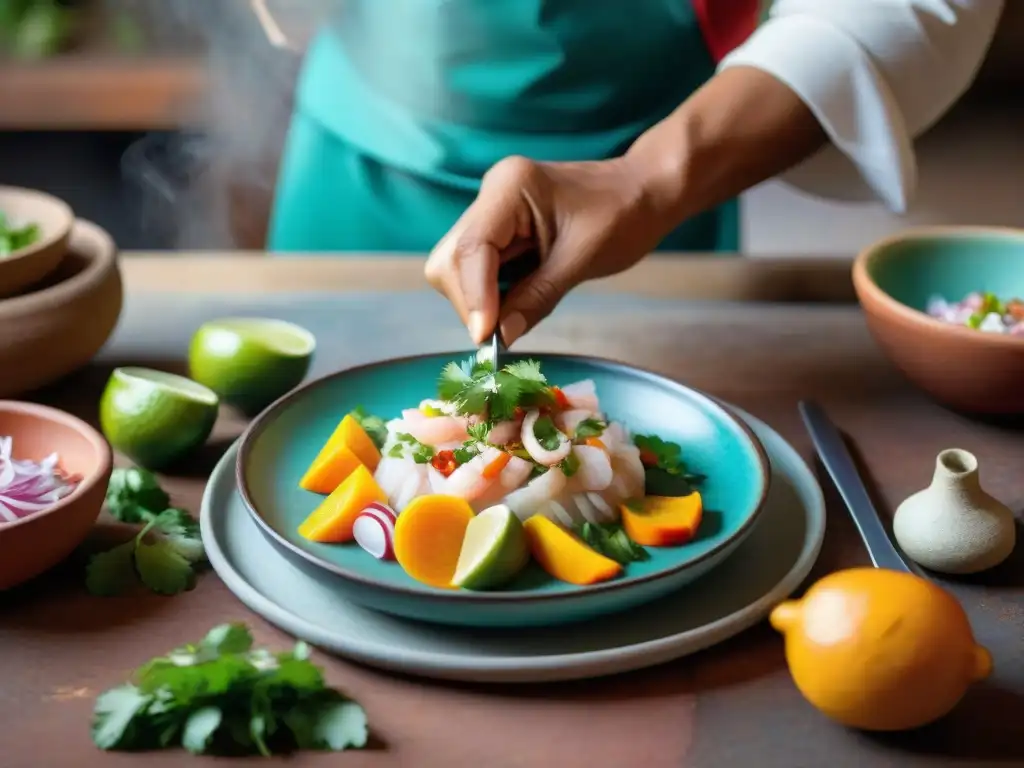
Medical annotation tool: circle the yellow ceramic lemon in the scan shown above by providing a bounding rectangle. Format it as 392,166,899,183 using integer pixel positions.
770,567,992,731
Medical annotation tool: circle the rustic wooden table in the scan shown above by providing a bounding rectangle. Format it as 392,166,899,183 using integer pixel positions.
2,255,1022,768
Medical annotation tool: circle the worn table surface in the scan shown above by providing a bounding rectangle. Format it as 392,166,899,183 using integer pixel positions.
2,257,1022,768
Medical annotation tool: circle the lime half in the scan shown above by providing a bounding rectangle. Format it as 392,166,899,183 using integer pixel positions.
99,367,219,470
188,317,315,415
452,504,530,591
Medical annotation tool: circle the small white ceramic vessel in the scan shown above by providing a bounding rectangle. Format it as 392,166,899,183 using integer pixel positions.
893,448,1016,575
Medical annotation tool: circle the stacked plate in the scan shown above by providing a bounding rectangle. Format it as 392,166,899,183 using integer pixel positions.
203,353,826,682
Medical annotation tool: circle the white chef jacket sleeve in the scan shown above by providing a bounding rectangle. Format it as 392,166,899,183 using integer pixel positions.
718,1,1005,212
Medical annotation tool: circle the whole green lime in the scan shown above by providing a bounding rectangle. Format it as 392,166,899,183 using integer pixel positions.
99,367,219,470
188,317,316,415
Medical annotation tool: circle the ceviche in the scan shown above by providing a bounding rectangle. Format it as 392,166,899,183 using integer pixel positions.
295,358,707,591
927,291,1024,336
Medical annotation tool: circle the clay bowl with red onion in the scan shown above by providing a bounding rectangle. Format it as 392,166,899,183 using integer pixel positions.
0,401,112,590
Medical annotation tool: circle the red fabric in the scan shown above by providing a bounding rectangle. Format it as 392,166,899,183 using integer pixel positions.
691,0,761,63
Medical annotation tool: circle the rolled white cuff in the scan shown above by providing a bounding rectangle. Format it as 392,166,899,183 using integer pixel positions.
719,15,915,212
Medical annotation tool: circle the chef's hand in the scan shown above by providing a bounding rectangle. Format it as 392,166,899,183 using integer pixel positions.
424,155,673,346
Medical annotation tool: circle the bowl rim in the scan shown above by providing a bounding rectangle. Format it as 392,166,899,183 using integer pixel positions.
0,219,118,316
0,185,74,263
235,350,772,605
853,225,1024,347
0,400,113,530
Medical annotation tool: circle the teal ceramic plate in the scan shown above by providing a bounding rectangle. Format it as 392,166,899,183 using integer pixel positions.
207,409,823,683
237,353,770,627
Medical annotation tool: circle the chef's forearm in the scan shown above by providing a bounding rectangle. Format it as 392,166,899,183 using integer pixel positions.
623,65,826,234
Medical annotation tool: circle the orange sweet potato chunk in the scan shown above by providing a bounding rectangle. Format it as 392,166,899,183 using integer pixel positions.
620,492,703,547
298,464,388,542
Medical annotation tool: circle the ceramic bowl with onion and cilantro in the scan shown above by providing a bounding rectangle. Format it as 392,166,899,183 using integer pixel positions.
238,353,770,628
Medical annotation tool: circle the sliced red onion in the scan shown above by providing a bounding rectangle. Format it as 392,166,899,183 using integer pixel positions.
0,436,80,524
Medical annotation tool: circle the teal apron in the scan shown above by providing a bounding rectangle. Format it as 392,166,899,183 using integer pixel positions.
269,0,740,253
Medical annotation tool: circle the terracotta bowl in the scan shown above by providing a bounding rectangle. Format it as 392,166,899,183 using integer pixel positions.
0,401,112,590
853,227,1024,415
0,219,123,399
0,186,74,299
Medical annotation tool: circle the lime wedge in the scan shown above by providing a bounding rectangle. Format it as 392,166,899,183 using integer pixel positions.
452,504,530,591
188,317,315,415
99,367,219,470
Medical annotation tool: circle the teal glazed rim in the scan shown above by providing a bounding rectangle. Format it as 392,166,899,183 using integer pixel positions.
236,351,772,605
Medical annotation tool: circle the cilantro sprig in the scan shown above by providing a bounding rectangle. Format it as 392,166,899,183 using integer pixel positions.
437,358,551,422
87,467,206,597
387,433,435,464
578,522,648,565
633,434,706,497
348,406,388,450
574,418,606,440
92,624,368,756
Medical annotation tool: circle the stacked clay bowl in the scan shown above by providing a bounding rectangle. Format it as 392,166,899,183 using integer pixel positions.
0,188,123,399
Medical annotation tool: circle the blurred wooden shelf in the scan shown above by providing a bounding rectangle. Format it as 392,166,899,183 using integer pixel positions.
0,54,204,131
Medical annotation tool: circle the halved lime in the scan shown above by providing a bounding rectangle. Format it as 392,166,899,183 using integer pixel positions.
452,504,530,591
99,367,219,470
188,317,316,415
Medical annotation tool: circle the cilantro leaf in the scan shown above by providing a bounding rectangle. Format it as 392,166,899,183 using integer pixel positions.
578,522,649,565
182,707,223,754
531,416,563,451
386,444,404,458
502,359,546,385
453,441,479,465
574,418,606,440
310,699,369,751
105,467,170,524
92,624,369,756
134,539,195,596
466,421,490,443
348,407,388,450
559,451,580,478
390,433,435,464
85,541,137,597
437,360,474,401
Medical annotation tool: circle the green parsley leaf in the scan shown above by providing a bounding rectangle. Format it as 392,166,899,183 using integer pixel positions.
386,444,404,458
348,406,388,449
92,624,369,756
574,418,606,440
105,467,170,524
390,433,434,463
531,415,563,451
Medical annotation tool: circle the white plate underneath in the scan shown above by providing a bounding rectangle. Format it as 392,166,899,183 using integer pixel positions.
202,409,825,684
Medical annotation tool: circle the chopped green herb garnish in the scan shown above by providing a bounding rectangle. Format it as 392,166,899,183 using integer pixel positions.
532,416,563,451
348,406,388,449
0,211,41,257
574,418,606,440
389,433,434,463
91,624,368,756
559,452,581,478
578,522,648,565
466,422,490,443
437,356,549,421
633,434,687,476
453,441,479,465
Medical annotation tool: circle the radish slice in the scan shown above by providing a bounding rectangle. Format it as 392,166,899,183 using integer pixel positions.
363,501,397,525
521,409,571,466
353,508,396,560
